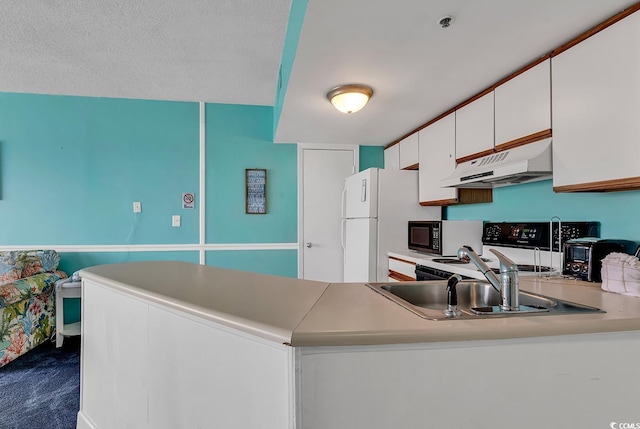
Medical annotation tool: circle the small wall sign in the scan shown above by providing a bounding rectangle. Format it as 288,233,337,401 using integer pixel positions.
246,169,267,214
182,193,195,209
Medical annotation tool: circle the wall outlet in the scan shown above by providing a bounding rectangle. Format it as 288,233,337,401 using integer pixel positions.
133,201,142,213
172,215,181,227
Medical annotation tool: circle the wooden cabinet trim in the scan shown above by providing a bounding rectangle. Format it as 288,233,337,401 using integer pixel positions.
389,256,416,266
554,177,640,193
419,188,492,206
420,198,459,206
387,2,640,149
456,148,496,164
492,55,551,89
388,270,415,282
495,129,552,152
388,56,548,148
385,141,400,150
401,163,419,170
552,3,640,57
454,87,495,114
454,130,551,163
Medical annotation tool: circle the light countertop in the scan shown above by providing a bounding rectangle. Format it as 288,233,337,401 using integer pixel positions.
81,261,640,347
80,261,330,344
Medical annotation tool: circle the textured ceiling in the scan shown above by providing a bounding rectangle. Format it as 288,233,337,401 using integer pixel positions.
1,0,637,147
0,0,291,105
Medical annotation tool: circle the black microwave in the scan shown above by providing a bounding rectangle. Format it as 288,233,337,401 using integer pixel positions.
408,220,483,256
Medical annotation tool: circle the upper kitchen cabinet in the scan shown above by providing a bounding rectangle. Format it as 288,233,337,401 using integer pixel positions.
384,144,400,170
455,92,495,163
552,11,640,192
494,58,551,150
398,133,419,170
419,113,492,206
419,113,458,205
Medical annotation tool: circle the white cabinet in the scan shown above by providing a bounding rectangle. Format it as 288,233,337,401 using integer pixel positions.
388,256,416,281
81,281,150,429
298,333,640,429
78,280,292,429
454,60,551,162
384,144,400,170
418,113,458,204
495,59,551,147
398,133,419,169
552,11,640,191
455,92,494,161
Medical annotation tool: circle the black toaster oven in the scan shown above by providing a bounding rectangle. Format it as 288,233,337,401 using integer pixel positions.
563,238,638,282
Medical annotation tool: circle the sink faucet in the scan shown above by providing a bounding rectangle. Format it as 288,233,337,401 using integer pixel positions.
457,245,520,312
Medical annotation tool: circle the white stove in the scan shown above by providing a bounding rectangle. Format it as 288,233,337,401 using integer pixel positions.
401,221,599,281
413,245,561,281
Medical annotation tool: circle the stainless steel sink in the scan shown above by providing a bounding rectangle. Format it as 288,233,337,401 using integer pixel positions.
366,280,604,320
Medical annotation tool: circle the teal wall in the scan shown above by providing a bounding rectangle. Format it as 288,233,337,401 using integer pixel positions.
0,92,300,324
446,179,640,240
273,0,309,135
0,93,297,256
359,146,384,171
58,251,200,273
206,104,297,243
206,250,297,278
0,93,199,245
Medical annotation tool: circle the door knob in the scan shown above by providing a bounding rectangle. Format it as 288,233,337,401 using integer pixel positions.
306,242,312,248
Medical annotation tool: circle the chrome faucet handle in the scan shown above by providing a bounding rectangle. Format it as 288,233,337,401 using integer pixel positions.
460,246,520,312
489,249,520,311
458,244,475,254
457,245,477,262
489,249,518,272
457,245,501,292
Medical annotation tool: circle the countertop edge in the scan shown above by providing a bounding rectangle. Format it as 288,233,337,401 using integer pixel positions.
290,317,640,347
80,269,293,345
80,262,640,348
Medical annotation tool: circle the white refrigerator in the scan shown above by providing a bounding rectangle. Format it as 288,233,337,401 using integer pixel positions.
342,168,441,282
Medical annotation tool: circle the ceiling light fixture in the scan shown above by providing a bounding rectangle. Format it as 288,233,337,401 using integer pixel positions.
326,84,374,114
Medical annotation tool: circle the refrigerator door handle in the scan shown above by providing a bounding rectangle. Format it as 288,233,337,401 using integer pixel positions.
341,185,347,262
341,219,346,262
360,179,367,202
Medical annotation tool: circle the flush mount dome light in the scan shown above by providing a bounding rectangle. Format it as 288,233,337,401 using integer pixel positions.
326,84,374,114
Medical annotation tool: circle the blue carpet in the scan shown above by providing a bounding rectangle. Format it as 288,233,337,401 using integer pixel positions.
0,337,80,429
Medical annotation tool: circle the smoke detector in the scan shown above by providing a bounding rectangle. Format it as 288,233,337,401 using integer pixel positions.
437,15,454,28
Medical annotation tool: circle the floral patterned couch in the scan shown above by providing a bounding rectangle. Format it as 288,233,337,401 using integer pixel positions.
0,250,67,367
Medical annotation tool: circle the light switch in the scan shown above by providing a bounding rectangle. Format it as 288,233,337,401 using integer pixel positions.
133,202,142,213
172,215,181,227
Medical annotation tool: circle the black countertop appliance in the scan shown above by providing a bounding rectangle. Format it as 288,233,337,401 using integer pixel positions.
563,238,638,282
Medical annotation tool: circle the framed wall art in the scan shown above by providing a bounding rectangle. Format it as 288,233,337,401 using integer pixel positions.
246,168,267,214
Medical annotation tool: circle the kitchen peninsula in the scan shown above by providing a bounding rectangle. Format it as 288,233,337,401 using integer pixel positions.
77,261,640,429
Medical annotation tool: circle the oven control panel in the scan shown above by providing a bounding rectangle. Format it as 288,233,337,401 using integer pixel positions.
482,222,599,251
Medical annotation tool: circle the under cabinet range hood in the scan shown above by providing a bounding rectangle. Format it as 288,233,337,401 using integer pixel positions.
441,138,552,188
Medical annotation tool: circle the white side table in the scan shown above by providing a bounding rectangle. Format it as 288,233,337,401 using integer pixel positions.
55,278,82,348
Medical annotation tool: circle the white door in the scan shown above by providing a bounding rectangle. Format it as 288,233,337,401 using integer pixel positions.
300,145,358,282
344,168,378,219
344,218,378,283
